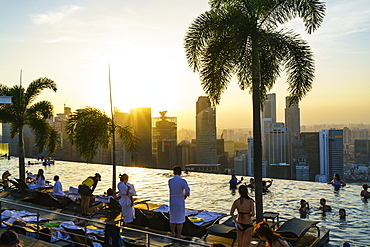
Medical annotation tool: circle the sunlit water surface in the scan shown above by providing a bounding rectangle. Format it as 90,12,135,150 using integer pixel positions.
1,158,369,247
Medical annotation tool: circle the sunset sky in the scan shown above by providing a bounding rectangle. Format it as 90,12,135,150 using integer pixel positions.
1,0,369,130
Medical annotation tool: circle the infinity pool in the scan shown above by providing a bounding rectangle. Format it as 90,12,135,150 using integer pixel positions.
1,158,368,246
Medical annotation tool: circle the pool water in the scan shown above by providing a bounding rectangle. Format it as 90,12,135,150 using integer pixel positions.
1,158,369,246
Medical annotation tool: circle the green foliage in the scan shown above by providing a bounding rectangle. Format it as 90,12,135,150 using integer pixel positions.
184,0,325,107
66,107,137,163
0,78,58,154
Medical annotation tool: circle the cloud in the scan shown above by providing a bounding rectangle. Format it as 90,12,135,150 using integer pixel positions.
31,5,80,25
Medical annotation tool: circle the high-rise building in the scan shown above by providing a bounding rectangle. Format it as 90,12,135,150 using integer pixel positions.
196,96,217,164
319,129,344,180
355,139,370,165
130,108,152,168
265,123,288,175
114,109,133,166
152,111,177,169
262,93,276,159
247,138,254,176
222,129,235,141
292,132,320,181
328,129,344,179
285,96,300,179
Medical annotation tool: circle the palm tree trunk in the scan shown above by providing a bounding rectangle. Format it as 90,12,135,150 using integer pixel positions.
18,125,26,181
252,33,263,222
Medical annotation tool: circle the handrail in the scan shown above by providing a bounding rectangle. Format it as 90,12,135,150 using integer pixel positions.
0,198,210,246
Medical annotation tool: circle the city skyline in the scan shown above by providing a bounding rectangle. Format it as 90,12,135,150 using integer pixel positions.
1,0,369,130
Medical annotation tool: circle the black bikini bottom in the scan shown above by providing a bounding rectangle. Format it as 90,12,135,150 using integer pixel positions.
237,223,253,231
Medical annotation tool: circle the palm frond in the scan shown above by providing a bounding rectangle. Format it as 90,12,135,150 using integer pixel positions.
27,101,54,119
66,107,111,163
116,125,138,151
24,77,57,105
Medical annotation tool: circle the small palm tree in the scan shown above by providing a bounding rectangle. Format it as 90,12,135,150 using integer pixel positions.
184,0,325,221
0,78,59,181
66,107,137,190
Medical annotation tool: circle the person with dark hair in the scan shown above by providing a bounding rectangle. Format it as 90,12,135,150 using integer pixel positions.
246,178,255,189
299,199,310,218
318,198,332,212
1,171,11,190
0,230,20,247
360,184,370,199
229,174,243,189
52,175,65,196
230,184,255,247
78,173,101,215
327,173,346,191
117,173,136,225
262,179,273,192
254,221,289,247
28,169,46,189
168,166,190,239
339,208,346,220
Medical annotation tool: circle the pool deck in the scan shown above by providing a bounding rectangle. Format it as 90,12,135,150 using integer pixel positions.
0,190,329,246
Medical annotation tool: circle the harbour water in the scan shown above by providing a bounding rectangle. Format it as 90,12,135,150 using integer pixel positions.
1,158,369,246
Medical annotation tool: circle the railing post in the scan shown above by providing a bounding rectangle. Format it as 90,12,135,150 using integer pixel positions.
36,209,40,239
0,200,2,225
146,233,150,246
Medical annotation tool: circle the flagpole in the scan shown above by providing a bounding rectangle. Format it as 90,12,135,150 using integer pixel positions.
108,63,117,192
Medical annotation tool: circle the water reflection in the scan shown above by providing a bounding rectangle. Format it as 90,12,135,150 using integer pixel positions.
1,158,370,246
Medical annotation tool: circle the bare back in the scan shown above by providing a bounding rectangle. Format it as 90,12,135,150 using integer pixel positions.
230,197,254,224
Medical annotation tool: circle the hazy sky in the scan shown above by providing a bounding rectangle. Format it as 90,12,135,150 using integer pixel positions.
1,0,369,130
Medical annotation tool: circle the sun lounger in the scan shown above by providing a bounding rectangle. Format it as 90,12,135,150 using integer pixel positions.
270,218,320,247
204,215,237,246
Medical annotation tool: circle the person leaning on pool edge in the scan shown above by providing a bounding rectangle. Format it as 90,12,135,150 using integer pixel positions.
78,173,101,216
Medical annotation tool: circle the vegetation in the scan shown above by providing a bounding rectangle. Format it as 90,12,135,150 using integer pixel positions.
0,78,59,181
184,0,325,221
66,107,137,190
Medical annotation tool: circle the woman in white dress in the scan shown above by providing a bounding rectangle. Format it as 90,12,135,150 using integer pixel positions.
117,174,136,225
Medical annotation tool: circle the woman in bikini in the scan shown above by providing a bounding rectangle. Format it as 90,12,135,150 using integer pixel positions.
254,221,290,247
230,184,255,247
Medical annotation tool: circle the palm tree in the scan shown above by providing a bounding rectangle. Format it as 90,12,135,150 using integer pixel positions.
0,78,59,181
184,0,325,222
65,107,137,191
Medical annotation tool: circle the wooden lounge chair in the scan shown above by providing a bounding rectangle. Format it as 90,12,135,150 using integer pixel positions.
269,218,320,247
203,216,237,246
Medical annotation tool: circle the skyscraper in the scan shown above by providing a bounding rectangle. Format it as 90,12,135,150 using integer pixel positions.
328,129,344,179
152,111,177,169
285,96,300,179
318,129,344,181
130,107,152,168
293,132,320,181
196,96,217,164
265,122,289,178
262,93,276,159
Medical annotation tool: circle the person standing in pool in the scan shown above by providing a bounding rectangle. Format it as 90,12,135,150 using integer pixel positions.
168,166,190,239
360,184,370,199
230,184,255,247
327,173,346,191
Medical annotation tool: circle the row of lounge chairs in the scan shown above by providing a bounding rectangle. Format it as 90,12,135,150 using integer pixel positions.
204,213,321,247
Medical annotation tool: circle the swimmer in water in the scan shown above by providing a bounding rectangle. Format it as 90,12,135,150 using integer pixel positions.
318,198,332,212
327,173,346,191
360,184,370,199
339,208,346,220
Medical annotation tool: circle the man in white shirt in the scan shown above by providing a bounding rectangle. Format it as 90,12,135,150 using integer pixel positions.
168,166,190,239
